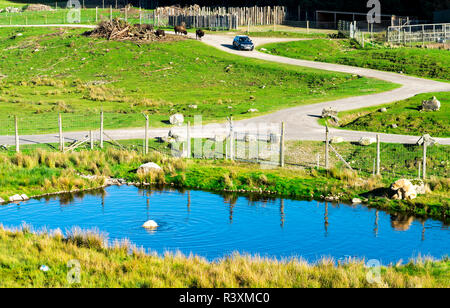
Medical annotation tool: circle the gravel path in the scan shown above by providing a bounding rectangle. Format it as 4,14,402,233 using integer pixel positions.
0,25,449,145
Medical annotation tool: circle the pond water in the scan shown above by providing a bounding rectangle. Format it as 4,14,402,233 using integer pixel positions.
0,185,448,264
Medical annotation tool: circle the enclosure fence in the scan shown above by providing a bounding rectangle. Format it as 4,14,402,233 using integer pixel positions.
338,20,365,46
1,112,448,180
388,23,450,44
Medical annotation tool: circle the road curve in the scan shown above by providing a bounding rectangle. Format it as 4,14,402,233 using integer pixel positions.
0,25,449,145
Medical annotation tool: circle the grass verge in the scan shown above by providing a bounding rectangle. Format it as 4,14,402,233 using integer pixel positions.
320,92,450,138
0,225,448,287
258,39,450,81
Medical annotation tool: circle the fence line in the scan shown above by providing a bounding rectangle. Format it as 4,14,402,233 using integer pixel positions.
338,20,365,46
388,23,450,44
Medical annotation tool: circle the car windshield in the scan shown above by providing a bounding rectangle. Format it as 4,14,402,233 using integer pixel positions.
239,37,252,43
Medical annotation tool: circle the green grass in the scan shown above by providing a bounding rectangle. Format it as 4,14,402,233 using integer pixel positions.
324,92,450,138
259,39,450,81
0,27,398,135
0,226,448,287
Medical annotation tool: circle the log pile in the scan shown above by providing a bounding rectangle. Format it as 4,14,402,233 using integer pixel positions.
84,19,181,42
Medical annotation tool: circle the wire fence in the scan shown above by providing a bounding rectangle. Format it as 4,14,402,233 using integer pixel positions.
0,112,448,179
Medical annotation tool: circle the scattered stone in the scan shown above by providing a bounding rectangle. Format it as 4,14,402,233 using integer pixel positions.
8,194,23,202
169,113,184,126
188,104,198,109
40,265,50,272
0,198,5,204
379,107,387,113
143,220,158,229
260,48,267,51
422,96,441,111
352,198,362,204
247,108,258,113
137,162,162,174
227,106,233,109
20,194,29,201
359,137,376,146
391,124,398,128
416,134,437,146
391,179,417,200
331,137,344,144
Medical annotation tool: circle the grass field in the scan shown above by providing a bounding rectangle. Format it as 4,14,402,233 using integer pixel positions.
0,226,448,288
0,27,397,135
259,39,450,81
322,92,450,138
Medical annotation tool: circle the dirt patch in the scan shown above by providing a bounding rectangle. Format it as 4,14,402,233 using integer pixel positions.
83,19,186,43
25,4,54,11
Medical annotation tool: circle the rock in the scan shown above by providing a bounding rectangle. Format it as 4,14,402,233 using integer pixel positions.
20,194,29,201
391,179,417,200
422,96,441,111
0,198,5,204
247,108,258,113
169,113,184,126
39,265,50,272
411,179,429,195
416,134,437,146
142,220,158,229
137,162,162,174
188,104,198,109
260,48,267,51
331,137,344,144
379,107,387,113
9,194,23,202
391,124,398,128
321,107,338,118
5,7,21,13
359,137,376,146
352,198,362,204
227,106,233,109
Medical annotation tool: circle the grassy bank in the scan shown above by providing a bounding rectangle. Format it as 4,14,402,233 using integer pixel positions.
0,226,448,287
321,92,450,138
0,149,449,220
259,39,450,80
0,27,397,135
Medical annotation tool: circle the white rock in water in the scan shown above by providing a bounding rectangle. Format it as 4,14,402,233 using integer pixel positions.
20,194,29,201
9,194,23,202
359,137,376,146
137,162,162,174
142,220,158,229
169,114,184,126
352,198,362,204
331,137,344,144
0,197,5,204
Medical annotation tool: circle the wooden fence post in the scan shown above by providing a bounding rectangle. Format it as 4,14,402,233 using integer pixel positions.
96,7,98,23
422,137,427,179
59,113,64,152
110,6,112,21
100,111,104,149
376,134,381,175
325,125,329,169
229,117,234,161
15,116,19,153
90,130,94,150
186,121,191,158
279,122,285,167
144,114,149,154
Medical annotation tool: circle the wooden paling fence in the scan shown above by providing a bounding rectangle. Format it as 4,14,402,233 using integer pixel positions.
158,5,287,29
168,15,238,30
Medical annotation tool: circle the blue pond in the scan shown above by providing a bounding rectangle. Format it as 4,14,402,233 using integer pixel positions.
0,185,448,264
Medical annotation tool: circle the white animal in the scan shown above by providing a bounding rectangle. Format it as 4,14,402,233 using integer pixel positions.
142,220,159,229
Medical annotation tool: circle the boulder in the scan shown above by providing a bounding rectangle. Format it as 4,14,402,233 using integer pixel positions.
137,162,162,174
379,107,387,113
321,107,338,118
422,96,441,111
169,114,184,126
331,137,344,144
142,220,158,229
411,179,429,195
391,179,417,200
391,124,398,128
9,194,23,202
20,194,29,201
352,198,362,204
0,198,5,204
359,137,376,146
247,108,258,113
416,134,437,146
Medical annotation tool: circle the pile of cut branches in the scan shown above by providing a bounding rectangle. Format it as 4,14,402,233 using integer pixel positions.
84,19,179,42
